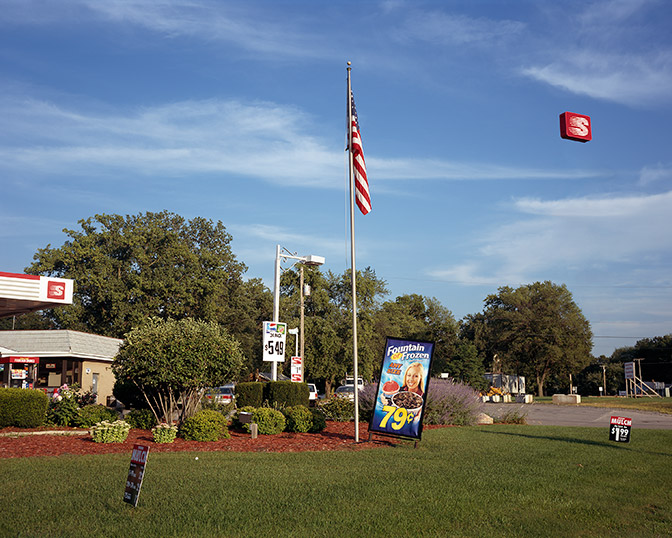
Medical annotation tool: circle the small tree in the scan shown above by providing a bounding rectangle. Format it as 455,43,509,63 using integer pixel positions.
113,317,244,424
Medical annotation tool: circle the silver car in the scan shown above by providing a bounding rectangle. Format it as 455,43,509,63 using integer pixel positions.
334,385,356,400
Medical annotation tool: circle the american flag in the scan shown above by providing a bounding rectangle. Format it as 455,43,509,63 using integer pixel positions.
349,91,371,215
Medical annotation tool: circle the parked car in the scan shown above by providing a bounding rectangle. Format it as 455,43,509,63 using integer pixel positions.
308,383,318,404
334,385,356,401
204,386,235,405
343,376,365,391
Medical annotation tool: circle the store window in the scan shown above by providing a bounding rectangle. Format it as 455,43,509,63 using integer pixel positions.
36,360,63,388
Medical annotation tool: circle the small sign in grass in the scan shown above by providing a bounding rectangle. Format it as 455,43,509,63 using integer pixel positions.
123,443,149,507
609,416,632,443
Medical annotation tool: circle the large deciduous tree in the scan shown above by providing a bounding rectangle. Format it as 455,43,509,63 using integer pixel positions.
374,294,459,376
26,211,252,339
481,281,593,396
113,317,244,424
278,266,389,395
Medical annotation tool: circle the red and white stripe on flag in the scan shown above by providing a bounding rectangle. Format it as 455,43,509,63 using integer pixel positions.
350,91,371,215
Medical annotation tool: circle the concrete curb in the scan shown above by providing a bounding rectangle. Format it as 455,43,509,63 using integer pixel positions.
0,430,89,437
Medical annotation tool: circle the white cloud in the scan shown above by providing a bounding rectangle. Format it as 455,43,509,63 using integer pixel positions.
0,93,602,186
429,190,672,285
0,96,341,186
578,0,655,25
397,10,525,46
521,0,672,106
639,163,672,185
522,50,672,106
515,191,672,217
370,157,599,182
1,0,323,58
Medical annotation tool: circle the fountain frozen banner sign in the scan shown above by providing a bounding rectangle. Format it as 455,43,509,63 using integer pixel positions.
368,337,434,440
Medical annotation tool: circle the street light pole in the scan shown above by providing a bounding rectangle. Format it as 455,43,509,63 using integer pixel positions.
300,265,305,377
272,245,282,381
271,245,325,381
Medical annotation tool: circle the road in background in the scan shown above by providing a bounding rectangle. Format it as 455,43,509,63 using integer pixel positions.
485,402,672,430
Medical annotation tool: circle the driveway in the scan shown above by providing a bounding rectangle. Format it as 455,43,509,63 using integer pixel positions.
484,402,672,430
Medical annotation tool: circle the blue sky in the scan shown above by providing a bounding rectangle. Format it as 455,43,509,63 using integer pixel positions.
2,0,671,358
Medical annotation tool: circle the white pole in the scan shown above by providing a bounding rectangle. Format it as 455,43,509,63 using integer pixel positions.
272,244,281,381
347,63,360,443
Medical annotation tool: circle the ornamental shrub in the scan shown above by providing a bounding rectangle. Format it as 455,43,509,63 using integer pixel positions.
180,409,229,441
309,407,327,433
46,384,80,426
283,405,313,433
0,388,48,428
113,378,149,409
152,422,178,443
266,381,309,407
317,394,355,422
75,405,118,427
357,383,378,422
495,409,528,425
200,399,235,417
90,420,131,443
235,382,264,408
125,408,157,430
423,379,484,426
250,407,285,435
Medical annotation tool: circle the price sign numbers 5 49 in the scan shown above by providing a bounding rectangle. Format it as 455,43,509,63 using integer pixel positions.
265,341,284,356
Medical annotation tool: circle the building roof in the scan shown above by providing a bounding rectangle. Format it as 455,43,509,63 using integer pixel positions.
0,330,122,362
259,371,290,382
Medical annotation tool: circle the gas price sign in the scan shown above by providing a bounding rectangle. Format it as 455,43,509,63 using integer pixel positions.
262,321,287,362
609,416,632,443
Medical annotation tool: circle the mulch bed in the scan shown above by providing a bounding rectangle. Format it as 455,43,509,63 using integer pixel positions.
0,422,416,459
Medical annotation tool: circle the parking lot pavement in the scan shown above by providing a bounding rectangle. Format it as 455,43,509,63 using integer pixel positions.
484,402,672,430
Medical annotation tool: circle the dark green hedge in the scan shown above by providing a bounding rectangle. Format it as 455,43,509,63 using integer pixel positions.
0,388,49,428
235,381,309,408
235,382,264,407
266,381,309,407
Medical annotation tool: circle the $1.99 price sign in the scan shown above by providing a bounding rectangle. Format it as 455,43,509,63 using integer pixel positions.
609,416,632,443
262,321,287,362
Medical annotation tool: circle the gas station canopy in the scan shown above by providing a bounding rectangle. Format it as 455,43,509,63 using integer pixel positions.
0,272,74,318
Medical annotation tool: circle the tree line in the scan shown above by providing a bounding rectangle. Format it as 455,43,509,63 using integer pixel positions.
4,211,668,396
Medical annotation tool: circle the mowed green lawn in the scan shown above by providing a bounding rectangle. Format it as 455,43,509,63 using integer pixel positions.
2,425,671,537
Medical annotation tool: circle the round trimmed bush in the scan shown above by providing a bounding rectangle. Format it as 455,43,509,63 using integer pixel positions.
125,408,157,430
252,407,286,435
318,394,354,422
90,420,131,443
0,388,48,428
180,409,229,441
75,404,118,427
283,405,313,433
309,407,327,433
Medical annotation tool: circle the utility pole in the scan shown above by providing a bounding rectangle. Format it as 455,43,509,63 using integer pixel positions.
601,364,607,396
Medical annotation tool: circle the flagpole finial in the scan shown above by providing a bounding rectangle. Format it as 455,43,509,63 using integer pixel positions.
347,61,351,65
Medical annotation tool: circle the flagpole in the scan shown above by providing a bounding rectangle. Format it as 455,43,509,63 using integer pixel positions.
347,62,360,443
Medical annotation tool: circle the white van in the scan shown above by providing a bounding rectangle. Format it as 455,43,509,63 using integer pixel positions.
343,377,365,391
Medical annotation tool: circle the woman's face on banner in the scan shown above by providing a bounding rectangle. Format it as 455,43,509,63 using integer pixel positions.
405,366,422,391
